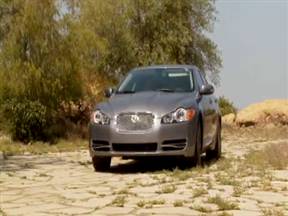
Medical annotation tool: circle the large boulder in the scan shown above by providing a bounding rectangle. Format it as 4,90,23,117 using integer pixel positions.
236,99,288,126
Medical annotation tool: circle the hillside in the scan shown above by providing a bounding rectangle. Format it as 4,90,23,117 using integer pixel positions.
223,99,288,127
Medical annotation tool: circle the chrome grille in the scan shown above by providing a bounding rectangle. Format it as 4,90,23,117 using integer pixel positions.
116,113,154,131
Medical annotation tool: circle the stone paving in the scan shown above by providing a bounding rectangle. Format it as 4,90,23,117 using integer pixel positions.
0,135,288,216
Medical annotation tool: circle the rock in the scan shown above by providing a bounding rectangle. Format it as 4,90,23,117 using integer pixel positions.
222,113,236,125
236,99,288,127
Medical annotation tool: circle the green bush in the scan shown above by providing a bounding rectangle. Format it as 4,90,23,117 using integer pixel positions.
219,96,237,116
1,99,90,142
2,100,52,142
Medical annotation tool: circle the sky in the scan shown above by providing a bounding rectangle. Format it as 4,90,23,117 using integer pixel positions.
212,0,287,108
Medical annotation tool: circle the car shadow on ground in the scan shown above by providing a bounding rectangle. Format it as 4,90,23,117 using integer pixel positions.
109,155,219,174
0,153,221,174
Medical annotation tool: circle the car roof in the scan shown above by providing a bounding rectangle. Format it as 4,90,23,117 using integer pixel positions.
132,64,199,71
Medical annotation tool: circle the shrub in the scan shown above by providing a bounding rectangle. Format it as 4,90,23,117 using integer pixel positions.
0,98,91,142
207,195,239,210
2,100,53,142
219,96,237,116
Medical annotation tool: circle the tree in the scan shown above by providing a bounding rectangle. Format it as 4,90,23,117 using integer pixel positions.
0,0,83,107
74,0,222,84
0,0,84,141
128,0,222,84
0,0,222,141
219,96,237,116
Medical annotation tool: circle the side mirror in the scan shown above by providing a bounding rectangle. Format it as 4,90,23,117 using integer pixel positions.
104,88,115,98
199,84,214,95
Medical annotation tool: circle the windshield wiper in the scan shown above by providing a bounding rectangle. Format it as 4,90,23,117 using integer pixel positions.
116,90,135,94
157,88,175,92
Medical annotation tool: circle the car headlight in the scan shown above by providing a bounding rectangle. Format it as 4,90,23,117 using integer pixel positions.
91,110,110,125
161,108,196,124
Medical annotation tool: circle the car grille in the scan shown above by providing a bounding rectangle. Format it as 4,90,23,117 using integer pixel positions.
116,113,154,131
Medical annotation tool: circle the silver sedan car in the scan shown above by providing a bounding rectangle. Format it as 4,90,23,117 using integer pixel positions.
89,65,221,171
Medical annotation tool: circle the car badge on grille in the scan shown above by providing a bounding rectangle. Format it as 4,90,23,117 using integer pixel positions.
131,114,140,123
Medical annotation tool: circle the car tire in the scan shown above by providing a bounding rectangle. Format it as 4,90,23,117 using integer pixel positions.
206,122,221,160
92,156,111,172
191,122,202,167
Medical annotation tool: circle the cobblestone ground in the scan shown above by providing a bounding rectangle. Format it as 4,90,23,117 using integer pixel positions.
1,131,288,216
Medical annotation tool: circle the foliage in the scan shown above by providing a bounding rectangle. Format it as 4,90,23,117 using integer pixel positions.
0,0,83,107
219,96,237,116
0,0,222,141
128,0,221,84
74,0,222,83
2,100,50,142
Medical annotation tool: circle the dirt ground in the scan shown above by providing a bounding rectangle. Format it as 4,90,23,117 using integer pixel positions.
0,126,288,216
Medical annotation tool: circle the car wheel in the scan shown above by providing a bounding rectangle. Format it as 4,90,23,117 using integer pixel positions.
192,122,202,167
206,122,221,160
92,156,111,172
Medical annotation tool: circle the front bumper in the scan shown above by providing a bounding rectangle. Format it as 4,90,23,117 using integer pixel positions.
89,118,197,157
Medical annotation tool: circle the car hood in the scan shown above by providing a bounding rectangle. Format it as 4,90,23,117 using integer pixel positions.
97,91,197,117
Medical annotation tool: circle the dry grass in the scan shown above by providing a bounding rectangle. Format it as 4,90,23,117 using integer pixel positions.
261,208,285,216
232,185,245,197
162,168,195,181
245,142,288,170
0,135,87,156
112,188,133,196
137,199,165,208
192,187,208,198
172,170,194,181
111,196,126,207
217,212,233,216
191,205,212,213
157,184,177,194
207,195,239,211
215,173,239,186
223,125,288,141
216,158,233,170
173,200,185,207
0,208,7,216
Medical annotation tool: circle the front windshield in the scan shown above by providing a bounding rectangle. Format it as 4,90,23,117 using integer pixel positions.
117,68,194,93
